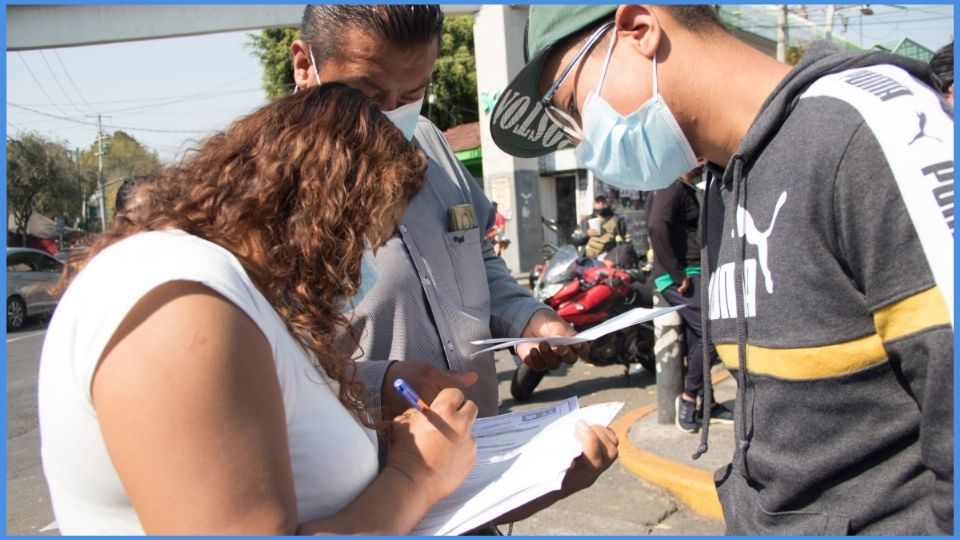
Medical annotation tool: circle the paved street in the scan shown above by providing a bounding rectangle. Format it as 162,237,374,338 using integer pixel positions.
493,354,723,536
6,319,57,536
6,319,722,535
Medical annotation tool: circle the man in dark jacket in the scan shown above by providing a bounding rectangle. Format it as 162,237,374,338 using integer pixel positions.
490,4,953,535
577,195,629,258
646,167,732,433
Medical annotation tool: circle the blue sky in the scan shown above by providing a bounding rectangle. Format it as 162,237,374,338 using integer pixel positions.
8,29,268,162
5,4,955,163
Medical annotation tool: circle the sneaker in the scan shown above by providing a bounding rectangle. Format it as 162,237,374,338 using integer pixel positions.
675,396,700,433
700,401,735,424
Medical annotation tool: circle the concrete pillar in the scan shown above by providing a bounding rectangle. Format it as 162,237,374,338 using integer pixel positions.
653,291,685,424
474,5,543,274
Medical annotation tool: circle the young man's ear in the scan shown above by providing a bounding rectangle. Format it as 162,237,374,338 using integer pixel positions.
614,5,661,60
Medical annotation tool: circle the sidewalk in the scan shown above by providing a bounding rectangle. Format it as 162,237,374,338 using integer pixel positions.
611,369,737,524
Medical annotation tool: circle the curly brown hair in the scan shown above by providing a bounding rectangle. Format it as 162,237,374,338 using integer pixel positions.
63,83,427,427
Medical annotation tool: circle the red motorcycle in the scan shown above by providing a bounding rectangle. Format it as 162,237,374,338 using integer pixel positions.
512,244,657,401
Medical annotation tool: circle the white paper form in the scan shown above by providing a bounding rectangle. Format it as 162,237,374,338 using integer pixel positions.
411,398,624,536
468,305,685,358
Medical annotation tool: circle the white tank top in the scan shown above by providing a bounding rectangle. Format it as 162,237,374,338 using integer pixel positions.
38,230,378,535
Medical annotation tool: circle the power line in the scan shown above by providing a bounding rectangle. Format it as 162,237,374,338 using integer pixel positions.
53,49,97,116
9,103,212,134
739,14,953,31
38,50,85,116
104,87,266,116
117,107,261,117
17,52,72,118
12,78,263,108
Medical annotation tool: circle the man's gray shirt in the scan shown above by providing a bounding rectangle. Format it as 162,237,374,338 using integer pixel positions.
346,117,547,418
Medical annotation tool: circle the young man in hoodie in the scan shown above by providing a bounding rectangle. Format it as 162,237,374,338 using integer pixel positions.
490,5,953,535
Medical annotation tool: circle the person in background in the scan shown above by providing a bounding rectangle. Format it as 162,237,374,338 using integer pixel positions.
577,195,629,258
929,41,953,106
485,201,510,256
645,166,733,433
113,175,152,222
39,84,478,535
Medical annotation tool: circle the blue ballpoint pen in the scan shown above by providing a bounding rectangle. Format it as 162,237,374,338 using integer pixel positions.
393,378,429,411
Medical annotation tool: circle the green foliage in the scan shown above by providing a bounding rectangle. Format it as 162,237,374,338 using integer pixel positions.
7,133,79,245
246,16,479,131
424,15,478,131
247,27,300,101
786,44,808,66
79,130,161,227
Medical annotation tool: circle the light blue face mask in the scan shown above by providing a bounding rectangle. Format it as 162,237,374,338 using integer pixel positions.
310,49,422,141
574,33,698,191
341,248,379,313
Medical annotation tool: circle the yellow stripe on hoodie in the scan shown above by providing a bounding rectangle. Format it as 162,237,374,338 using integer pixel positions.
716,286,949,380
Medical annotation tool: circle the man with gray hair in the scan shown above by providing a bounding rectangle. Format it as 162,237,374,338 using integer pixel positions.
289,5,618,528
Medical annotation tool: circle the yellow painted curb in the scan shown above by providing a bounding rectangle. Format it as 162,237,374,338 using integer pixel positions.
611,372,732,523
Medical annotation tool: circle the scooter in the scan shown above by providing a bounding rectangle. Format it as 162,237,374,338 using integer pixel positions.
511,243,657,401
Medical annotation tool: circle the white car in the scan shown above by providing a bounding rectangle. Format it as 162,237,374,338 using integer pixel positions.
7,248,63,330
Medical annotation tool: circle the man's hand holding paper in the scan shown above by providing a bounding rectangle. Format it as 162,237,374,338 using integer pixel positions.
516,309,590,371
471,305,686,358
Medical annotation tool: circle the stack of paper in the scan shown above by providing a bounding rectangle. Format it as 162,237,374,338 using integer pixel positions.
469,305,685,358
411,397,624,535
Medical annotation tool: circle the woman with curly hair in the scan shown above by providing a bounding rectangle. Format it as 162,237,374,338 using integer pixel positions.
37,83,477,535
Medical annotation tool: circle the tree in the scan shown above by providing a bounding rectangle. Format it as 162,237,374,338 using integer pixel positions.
7,133,79,246
246,14,479,131
425,15,478,131
79,130,161,227
247,28,300,101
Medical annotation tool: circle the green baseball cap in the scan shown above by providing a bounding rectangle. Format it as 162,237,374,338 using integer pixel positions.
490,5,617,158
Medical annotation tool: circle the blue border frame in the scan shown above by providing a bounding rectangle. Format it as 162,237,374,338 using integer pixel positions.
2,2,956,539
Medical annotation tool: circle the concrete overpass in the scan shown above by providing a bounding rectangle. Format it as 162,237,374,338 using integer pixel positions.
7,5,481,50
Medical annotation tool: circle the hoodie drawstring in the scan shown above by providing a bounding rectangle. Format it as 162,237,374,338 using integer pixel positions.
729,156,754,480
692,171,714,461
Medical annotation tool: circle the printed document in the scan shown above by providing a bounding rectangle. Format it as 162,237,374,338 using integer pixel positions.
469,305,685,357
411,397,624,535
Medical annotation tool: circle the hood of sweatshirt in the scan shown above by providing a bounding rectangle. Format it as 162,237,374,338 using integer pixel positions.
693,42,942,462
715,41,936,186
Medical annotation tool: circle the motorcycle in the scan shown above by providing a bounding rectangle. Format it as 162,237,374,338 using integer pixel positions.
528,217,562,289
512,243,657,401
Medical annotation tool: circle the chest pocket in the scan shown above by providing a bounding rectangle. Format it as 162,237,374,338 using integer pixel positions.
443,227,488,310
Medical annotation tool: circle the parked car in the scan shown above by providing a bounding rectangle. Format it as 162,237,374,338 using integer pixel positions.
55,247,87,264
7,248,64,330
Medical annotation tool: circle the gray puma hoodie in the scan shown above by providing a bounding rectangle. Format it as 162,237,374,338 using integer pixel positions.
696,42,954,534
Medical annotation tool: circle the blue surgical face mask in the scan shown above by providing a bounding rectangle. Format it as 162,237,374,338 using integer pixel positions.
381,97,424,141
341,247,379,313
574,34,698,191
310,49,422,141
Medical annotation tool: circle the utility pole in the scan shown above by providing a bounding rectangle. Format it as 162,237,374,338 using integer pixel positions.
75,147,84,229
97,116,107,232
824,4,836,44
90,113,110,232
776,5,788,63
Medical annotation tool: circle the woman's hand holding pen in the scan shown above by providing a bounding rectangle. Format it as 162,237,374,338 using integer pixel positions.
382,360,479,420
386,387,478,506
